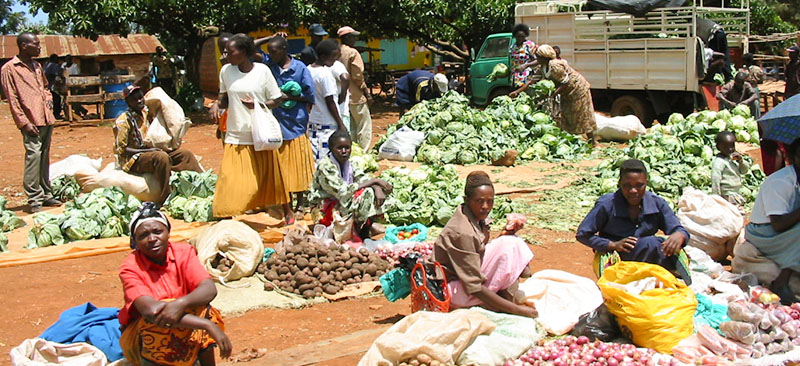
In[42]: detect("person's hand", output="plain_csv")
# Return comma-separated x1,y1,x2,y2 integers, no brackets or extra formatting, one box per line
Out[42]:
365,93,373,105
608,237,637,253
374,187,386,207
661,232,685,257
207,324,233,359
208,101,223,123
731,152,742,161
22,124,39,136
275,31,288,38
154,300,186,328
240,96,256,110
375,179,393,194
518,304,538,318
338,93,346,105
508,91,519,98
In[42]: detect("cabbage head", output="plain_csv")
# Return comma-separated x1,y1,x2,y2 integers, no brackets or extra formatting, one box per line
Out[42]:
522,142,550,160
417,145,443,164
710,119,727,131
555,144,572,158
540,134,559,147
732,104,751,118
649,172,668,192
62,212,102,241
716,109,732,121
701,145,714,162
531,112,551,125
745,118,758,133
458,150,478,165
600,178,618,194
735,130,751,143
533,80,556,96
516,103,532,115
749,130,760,144
487,63,510,82
683,137,704,156
667,113,685,125
651,124,671,135
409,169,429,185
445,121,466,133
729,115,746,130
100,217,125,238
697,110,717,123
689,166,711,187
659,135,682,155
426,129,445,145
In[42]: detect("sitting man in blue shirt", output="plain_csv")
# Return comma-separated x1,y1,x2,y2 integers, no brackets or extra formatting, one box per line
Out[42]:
577,159,692,283
395,70,448,114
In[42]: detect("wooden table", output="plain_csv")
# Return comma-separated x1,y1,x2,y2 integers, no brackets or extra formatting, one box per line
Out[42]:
64,74,137,124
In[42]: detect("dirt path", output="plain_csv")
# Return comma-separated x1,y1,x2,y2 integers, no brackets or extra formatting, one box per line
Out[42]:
0,98,596,365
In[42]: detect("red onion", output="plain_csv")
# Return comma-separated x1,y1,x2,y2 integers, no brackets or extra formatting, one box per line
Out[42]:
608,357,620,366
577,336,590,345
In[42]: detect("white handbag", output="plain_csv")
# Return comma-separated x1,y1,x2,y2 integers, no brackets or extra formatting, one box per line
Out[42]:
251,94,283,151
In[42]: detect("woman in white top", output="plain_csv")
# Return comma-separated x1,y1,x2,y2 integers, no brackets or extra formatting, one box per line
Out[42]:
745,138,800,304
212,34,290,218
307,39,347,161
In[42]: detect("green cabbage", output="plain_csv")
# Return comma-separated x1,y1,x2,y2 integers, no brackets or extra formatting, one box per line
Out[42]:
531,112,550,125
667,113,685,125
683,137,704,156
729,115,746,130
27,213,66,248
540,134,559,147
487,63,510,82
732,104,751,118
736,130,751,143
710,119,727,131
600,178,618,194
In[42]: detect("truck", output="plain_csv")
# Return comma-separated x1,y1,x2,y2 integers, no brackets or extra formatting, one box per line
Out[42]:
469,0,750,125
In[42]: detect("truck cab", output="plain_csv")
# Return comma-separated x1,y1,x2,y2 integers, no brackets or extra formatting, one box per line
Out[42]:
469,33,513,106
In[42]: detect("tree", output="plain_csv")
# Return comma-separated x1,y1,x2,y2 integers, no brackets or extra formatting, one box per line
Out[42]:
0,0,26,34
309,0,516,61
23,0,315,82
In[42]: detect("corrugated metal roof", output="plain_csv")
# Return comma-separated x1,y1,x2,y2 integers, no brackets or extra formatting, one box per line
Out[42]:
0,34,164,59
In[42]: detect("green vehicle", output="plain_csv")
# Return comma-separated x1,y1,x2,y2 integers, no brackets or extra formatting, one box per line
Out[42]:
469,33,514,106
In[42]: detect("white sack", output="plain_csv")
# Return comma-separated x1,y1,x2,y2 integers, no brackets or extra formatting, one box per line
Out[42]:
378,126,425,162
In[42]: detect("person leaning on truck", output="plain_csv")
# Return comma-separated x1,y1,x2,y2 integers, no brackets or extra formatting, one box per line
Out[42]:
395,70,448,114
510,44,597,146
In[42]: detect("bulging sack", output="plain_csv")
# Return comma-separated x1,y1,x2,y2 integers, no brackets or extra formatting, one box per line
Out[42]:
251,95,283,151
677,187,744,261
75,163,162,203
192,220,264,282
10,338,107,366
597,261,697,354
143,87,191,151
594,113,646,141
378,126,425,162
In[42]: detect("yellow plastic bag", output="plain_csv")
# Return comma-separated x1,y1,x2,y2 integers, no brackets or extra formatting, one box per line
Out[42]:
597,261,697,354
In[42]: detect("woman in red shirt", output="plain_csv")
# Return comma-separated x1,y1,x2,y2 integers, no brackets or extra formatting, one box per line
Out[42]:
119,202,232,366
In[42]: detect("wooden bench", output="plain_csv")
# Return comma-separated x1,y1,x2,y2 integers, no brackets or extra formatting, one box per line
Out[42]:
64,74,137,124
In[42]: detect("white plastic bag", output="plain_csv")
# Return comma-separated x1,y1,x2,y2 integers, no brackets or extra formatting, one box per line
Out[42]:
251,95,283,151
49,155,102,180
378,126,425,161
677,187,744,261
10,338,107,366
594,113,646,141
518,270,604,335
143,87,191,151
191,220,264,283
74,163,162,202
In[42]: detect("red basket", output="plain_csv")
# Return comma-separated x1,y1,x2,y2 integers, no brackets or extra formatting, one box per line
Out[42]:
410,261,450,313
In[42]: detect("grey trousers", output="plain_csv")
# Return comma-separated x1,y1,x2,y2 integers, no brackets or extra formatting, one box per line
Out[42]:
22,125,54,207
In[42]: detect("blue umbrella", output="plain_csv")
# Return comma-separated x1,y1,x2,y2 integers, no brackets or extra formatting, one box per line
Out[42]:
759,94,800,145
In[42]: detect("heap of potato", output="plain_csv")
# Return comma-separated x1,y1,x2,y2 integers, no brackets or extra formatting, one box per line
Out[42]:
398,353,453,366
257,242,392,298
210,254,234,273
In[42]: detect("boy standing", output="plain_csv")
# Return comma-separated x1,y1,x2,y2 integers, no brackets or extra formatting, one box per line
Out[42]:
712,131,750,206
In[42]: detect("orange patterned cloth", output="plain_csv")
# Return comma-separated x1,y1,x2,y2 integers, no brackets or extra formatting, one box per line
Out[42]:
119,302,224,366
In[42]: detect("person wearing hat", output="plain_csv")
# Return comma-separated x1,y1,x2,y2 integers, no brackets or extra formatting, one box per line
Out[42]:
119,202,232,366
151,46,175,97
395,70,448,114
576,159,692,283
510,44,597,146
338,26,374,149
785,45,800,99
299,24,328,66
112,84,202,206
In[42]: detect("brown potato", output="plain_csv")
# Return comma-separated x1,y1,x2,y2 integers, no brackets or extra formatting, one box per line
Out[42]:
264,282,275,291
362,274,372,282
311,267,321,276
302,289,316,298
324,285,340,294
417,354,432,364
296,257,309,268
266,271,279,281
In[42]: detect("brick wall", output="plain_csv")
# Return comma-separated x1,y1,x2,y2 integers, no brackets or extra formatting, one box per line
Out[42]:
199,38,219,94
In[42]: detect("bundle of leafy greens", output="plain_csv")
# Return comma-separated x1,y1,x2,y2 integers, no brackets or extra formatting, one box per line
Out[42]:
0,195,26,252
50,175,81,202
163,170,218,222
168,170,217,199
165,196,213,223
376,87,590,165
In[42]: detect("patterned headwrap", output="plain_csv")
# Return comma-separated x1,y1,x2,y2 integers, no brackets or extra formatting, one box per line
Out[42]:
535,44,557,60
128,202,171,249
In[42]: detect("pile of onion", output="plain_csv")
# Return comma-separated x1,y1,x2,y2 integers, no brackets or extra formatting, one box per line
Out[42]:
504,336,679,366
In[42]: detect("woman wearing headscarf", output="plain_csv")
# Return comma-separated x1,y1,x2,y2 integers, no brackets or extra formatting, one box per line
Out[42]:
432,171,537,317
511,44,598,145
119,202,232,366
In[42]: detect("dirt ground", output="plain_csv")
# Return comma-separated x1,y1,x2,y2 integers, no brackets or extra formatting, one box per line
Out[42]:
0,97,596,365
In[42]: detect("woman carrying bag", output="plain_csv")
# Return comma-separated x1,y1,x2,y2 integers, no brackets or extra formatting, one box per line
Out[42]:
212,34,290,219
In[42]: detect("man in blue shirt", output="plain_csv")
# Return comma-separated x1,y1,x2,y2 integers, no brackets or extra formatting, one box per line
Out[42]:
577,159,691,282
395,70,448,114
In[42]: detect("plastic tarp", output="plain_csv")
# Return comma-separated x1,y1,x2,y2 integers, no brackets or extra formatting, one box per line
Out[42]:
518,270,604,335
358,309,495,366
585,0,685,17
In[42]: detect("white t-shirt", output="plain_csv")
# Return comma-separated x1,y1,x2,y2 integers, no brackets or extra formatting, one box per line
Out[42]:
749,166,799,224
219,63,282,145
62,62,80,75
330,61,350,117
308,65,339,127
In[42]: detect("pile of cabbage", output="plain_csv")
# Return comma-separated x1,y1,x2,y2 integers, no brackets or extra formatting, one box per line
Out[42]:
595,107,765,205
50,175,81,202
350,143,379,173
0,196,26,251
164,170,217,223
26,187,142,248
378,164,521,227
377,88,591,165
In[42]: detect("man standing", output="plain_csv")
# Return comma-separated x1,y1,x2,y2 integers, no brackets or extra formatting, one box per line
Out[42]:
300,24,328,66
338,26,373,149
784,46,800,99
152,46,175,96
1,32,61,213
62,55,80,76
44,54,63,119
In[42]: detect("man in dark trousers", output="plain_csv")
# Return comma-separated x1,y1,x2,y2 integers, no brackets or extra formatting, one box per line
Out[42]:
395,70,449,114
785,46,800,99
43,54,63,119
0,32,61,213
299,24,328,66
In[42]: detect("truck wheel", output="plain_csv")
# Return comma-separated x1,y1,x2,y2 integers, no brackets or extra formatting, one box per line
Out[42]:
489,87,511,103
611,95,655,127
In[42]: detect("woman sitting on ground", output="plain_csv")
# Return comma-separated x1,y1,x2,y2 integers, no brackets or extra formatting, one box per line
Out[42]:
432,171,537,317
119,202,232,366
746,138,800,304
308,130,392,241
576,159,692,283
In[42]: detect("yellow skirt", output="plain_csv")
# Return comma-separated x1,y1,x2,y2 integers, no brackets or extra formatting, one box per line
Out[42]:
277,135,315,193
120,304,224,366
212,144,289,218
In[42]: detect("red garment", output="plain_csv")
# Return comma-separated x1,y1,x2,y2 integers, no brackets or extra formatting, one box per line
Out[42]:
761,141,788,176
319,188,366,226
118,242,210,326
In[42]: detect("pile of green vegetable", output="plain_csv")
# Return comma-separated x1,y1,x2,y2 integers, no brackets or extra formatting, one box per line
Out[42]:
26,187,142,249
0,196,26,251
378,164,522,227
350,143,379,173
377,87,591,165
595,107,765,205
50,175,81,202
164,170,217,223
